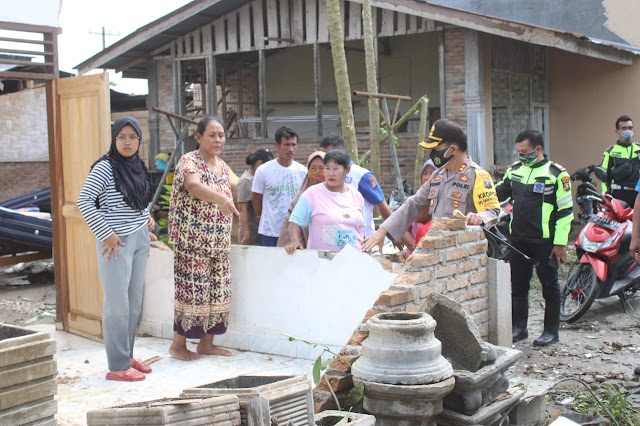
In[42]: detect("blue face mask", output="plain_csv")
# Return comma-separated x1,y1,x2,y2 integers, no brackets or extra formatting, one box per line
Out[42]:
620,130,634,142
518,149,538,166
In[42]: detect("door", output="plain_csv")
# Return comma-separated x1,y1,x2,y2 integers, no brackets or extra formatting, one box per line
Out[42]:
48,73,111,341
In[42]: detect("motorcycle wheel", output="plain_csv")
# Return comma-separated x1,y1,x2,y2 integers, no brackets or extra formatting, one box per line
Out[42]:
486,234,510,261
560,263,599,323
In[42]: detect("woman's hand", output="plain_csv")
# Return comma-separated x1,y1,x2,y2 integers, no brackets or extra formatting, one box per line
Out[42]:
285,240,302,255
219,196,240,216
240,235,252,245
101,233,125,261
147,216,156,231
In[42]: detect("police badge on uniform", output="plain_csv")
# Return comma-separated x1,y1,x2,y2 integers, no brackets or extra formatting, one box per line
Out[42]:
483,180,492,189
561,176,571,192
533,182,545,193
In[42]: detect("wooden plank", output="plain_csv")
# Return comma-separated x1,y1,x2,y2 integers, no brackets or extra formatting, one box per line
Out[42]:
317,0,328,43
207,55,217,115
380,9,394,36
253,0,265,50
396,12,407,35
266,0,279,47
423,18,435,32
239,4,251,51
407,14,417,34
314,43,322,138
227,11,238,53
0,251,51,267
258,50,267,138
280,0,291,46
202,24,212,53
291,0,304,44
306,0,317,43
348,2,362,40
0,359,57,389
214,17,226,53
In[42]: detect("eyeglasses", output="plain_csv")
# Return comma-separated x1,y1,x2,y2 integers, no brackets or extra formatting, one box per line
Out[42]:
116,135,141,143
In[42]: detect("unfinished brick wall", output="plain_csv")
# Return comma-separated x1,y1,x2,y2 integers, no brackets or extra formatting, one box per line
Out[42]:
0,162,51,203
313,220,489,412
444,27,467,128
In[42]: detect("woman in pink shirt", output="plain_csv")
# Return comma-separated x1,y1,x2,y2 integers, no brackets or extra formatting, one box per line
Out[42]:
285,151,364,253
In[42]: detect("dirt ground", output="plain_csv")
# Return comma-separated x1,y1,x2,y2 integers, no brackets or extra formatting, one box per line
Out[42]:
1,250,639,416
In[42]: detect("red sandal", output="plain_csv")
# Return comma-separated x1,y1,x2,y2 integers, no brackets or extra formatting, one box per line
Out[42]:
105,368,145,381
131,358,152,374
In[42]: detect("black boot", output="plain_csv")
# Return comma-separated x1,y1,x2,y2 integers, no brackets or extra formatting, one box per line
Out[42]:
534,301,560,346
512,297,529,343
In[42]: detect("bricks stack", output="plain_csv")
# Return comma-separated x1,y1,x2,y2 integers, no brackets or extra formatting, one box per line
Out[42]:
313,218,490,412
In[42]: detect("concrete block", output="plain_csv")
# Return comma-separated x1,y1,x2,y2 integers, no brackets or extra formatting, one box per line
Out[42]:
487,258,512,347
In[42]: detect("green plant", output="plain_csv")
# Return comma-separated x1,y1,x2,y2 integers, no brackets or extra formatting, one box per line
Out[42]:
547,381,640,425
156,184,173,246
285,334,364,411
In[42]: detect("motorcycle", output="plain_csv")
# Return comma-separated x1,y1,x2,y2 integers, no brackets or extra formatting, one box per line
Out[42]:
485,198,512,261
560,168,640,323
571,165,603,224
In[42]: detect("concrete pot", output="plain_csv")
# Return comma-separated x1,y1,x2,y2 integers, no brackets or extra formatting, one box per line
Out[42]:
438,387,524,425
443,346,522,416
181,375,313,426
0,324,57,426
353,377,455,426
351,312,452,385
315,410,376,425
86,395,240,425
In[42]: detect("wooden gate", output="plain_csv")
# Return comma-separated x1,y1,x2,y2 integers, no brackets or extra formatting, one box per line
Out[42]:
47,73,111,341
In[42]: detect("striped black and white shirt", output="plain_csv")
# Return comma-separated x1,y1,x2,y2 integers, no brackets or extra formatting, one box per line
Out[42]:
77,159,149,241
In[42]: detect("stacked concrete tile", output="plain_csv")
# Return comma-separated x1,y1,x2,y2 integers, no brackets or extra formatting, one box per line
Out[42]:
0,324,57,426
182,375,313,426
86,395,240,425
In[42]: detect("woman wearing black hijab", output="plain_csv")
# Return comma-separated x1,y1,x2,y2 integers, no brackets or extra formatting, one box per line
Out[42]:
78,116,155,382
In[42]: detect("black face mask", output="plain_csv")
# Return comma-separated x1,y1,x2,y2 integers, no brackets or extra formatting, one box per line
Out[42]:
430,145,452,167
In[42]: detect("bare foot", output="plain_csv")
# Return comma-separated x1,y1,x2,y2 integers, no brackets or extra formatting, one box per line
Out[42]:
196,343,232,357
169,343,203,361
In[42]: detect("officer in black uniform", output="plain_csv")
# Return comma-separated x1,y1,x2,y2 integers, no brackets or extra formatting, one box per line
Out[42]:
495,130,574,347
601,115,640,207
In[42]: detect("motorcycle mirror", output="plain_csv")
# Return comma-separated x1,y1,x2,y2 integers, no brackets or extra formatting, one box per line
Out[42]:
593,166,607,181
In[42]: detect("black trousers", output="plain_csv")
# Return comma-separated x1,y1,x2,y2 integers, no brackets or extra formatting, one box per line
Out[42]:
510,241,560,303
611,189,637,209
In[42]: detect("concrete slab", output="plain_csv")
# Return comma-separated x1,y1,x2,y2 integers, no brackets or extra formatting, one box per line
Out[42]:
28,325,312,426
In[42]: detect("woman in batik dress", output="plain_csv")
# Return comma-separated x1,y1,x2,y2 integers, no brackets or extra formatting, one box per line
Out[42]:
167,116,239,361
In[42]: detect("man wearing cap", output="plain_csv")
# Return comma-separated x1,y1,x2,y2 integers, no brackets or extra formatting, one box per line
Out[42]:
363,119,500,252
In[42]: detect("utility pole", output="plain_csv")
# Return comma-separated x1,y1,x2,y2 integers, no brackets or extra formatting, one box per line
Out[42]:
89,26,120,50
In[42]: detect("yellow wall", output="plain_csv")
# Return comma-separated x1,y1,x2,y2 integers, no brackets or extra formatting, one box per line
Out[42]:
548,49,640,176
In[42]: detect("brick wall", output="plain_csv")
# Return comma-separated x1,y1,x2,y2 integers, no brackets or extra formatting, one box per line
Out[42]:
312,221,490,412
0,87,49,163
0,162,50,202
444,28,467,128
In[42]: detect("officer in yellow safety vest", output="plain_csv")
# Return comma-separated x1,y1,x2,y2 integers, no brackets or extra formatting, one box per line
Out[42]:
601,115,640,207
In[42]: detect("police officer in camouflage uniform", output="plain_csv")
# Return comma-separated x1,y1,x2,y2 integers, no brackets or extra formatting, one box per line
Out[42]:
601,115,640,208
495,130,574,347
363,119,500,252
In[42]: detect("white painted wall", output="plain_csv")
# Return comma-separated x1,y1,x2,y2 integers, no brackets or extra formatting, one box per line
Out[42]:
0,0,61,27
140,244,397,360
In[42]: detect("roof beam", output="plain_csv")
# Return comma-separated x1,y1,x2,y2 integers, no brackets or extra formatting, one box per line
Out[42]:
350,0,634,65
75,0,221,74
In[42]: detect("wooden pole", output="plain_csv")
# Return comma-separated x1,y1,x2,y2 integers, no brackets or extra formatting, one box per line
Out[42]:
362,0,379,173
259,50,268,138
313,43,323,138
413,97,430,191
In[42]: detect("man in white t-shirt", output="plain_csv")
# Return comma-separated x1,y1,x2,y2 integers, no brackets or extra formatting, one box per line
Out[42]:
319,134,392,237
252,127,307,246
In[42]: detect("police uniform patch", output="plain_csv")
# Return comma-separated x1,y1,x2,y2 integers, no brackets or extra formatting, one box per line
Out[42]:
458,163,468,172
368,176,377,189
434,176,441,182
429,189,436,197
460,175,469,182
483,180,492,189
453,200,460,208
561,176,571,192
533,182,545,194
430,199,435,206
452,192,462,199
